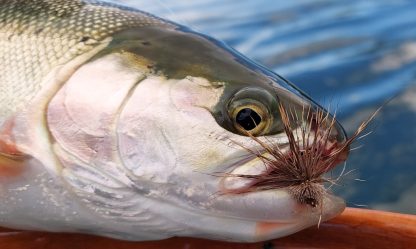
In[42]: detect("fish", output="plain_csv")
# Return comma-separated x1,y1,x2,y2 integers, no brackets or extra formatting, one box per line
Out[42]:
0,0,351,242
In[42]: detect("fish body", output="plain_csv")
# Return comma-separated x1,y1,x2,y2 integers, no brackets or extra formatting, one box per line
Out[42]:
0,0,348,242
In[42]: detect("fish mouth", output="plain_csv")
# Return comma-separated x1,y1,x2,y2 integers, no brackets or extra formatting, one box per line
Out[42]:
209,168,345,242
219,133,348,195
213,141,347,242
219,154,274,192
252,193,345,242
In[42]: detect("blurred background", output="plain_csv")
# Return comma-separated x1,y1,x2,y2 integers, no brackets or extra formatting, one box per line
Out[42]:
116,0,416,214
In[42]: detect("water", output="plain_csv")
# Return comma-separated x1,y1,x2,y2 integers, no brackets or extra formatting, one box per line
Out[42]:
117,0,416,214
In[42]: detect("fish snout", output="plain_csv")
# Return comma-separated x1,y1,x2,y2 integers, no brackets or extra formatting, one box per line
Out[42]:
308,110,350,168
328,118,350,166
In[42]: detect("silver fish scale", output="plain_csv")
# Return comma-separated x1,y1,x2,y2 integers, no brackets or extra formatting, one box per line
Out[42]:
0,0,173,119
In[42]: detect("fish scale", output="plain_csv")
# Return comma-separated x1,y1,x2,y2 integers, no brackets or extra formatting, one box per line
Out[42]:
0,0,172,119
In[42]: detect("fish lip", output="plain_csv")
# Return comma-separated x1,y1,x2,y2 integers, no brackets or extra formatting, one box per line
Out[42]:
197,189,345,238
219,142,290,193
252,192,345,242
322,193,346,219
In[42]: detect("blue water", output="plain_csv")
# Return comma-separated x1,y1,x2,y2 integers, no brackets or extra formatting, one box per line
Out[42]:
118,0,416,214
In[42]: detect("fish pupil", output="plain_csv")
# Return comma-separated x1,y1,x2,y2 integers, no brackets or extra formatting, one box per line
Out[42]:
236,108,261,131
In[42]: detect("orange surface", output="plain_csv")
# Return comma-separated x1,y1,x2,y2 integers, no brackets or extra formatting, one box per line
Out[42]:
0,208,414,249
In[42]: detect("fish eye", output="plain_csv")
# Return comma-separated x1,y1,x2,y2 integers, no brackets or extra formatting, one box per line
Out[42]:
236,107,261,130
230,100,271,135
220,87,286,136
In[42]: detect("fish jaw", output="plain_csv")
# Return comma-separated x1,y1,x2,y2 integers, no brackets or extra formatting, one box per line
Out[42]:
144,175,345,242
252,192,345,242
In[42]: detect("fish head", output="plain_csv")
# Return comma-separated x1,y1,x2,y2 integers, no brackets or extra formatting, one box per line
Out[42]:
110,26,349,241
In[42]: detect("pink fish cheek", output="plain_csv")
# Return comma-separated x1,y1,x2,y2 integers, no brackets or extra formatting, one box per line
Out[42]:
170,77,223,114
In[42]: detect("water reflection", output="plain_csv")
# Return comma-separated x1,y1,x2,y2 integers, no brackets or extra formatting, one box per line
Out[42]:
116,0,416,214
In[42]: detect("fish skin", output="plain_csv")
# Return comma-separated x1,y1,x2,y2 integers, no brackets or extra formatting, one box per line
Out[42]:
0,0,348,242
0,0,173,119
